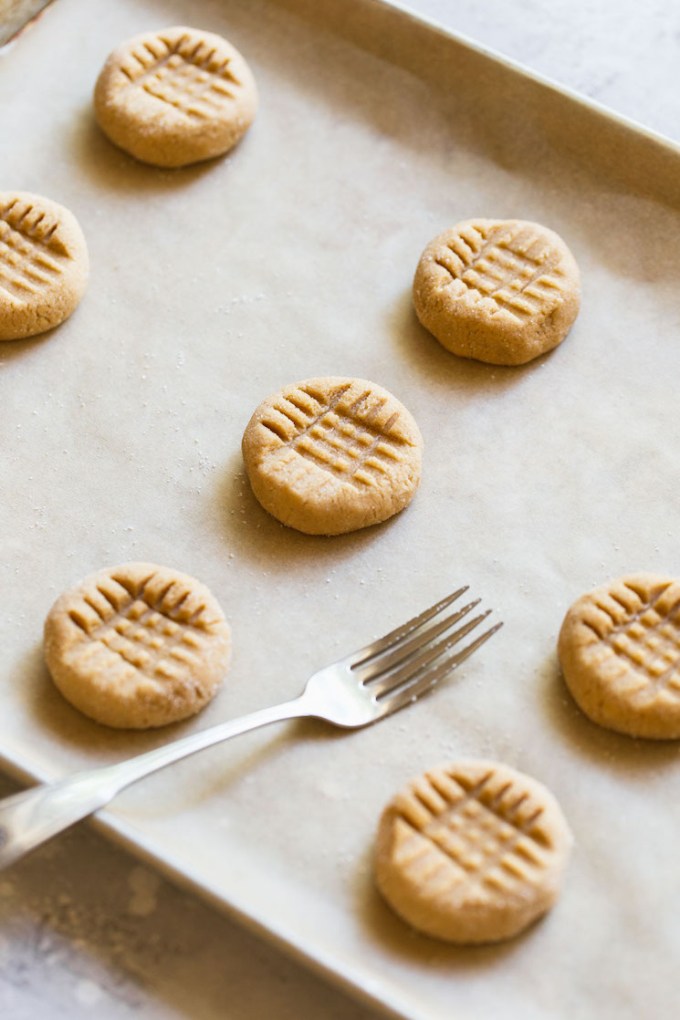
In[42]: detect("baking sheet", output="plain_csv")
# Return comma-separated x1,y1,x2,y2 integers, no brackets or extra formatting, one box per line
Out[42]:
2,0,680,1017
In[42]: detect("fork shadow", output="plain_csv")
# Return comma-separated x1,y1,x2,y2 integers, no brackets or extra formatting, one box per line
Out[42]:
108,717,338,821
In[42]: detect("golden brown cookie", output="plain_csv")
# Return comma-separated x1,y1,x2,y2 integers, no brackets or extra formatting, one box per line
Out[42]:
0,192,88,341
44,563,231,729
242,376,423,535
374,760,572,943
558,572,680,739
412,218,580,365
93,26,258,167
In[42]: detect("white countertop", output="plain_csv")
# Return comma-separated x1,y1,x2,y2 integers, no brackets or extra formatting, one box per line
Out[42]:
2,2,678,1018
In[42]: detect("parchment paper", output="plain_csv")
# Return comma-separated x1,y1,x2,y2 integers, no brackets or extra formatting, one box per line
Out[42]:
2,1,680,1017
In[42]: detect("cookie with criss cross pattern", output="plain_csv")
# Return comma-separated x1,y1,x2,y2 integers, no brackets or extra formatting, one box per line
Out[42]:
413,218,580,365
0,192,88,341
242,376,423,535
94,26,257,167
44,563,231,729
558,573,680,739
374,760,572,943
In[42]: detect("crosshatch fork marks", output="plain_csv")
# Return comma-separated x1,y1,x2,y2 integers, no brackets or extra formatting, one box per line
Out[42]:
584,582,680,702
435,222,567,322
67,573,215,685
260,384,409,490
396,768,549,896
0,199,67,305
120,33,242,120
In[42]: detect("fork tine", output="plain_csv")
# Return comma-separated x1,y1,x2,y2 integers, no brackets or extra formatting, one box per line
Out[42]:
374,621,503,716
367,609,493,696
355,598,482,684
348,586,469,668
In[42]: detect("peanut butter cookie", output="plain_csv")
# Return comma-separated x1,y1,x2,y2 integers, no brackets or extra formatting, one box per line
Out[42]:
558,572,680,739
0,192,88,341
44,563,231,729
242,376,423,535
94,26,257,167
375,760,572,943
413,218,580,365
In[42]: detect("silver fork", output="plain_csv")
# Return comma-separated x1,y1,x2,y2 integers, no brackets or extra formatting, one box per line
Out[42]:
0,586,501,870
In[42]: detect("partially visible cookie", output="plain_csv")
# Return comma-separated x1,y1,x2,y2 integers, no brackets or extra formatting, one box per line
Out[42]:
412,218,580,365
44,563,231,729
558,572,680,739
374,760,572,944
94,26,258,167
0,192,88,341
242,376,423,535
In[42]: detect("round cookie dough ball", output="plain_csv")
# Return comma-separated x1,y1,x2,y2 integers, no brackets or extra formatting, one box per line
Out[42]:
44,562,231,729
242,376,423,536
413,218,580,365
375,760,573,943
94,25,258,168
0,192,88,341
558,572,680,739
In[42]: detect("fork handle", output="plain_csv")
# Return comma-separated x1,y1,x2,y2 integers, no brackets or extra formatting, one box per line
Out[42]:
0,695,309,870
